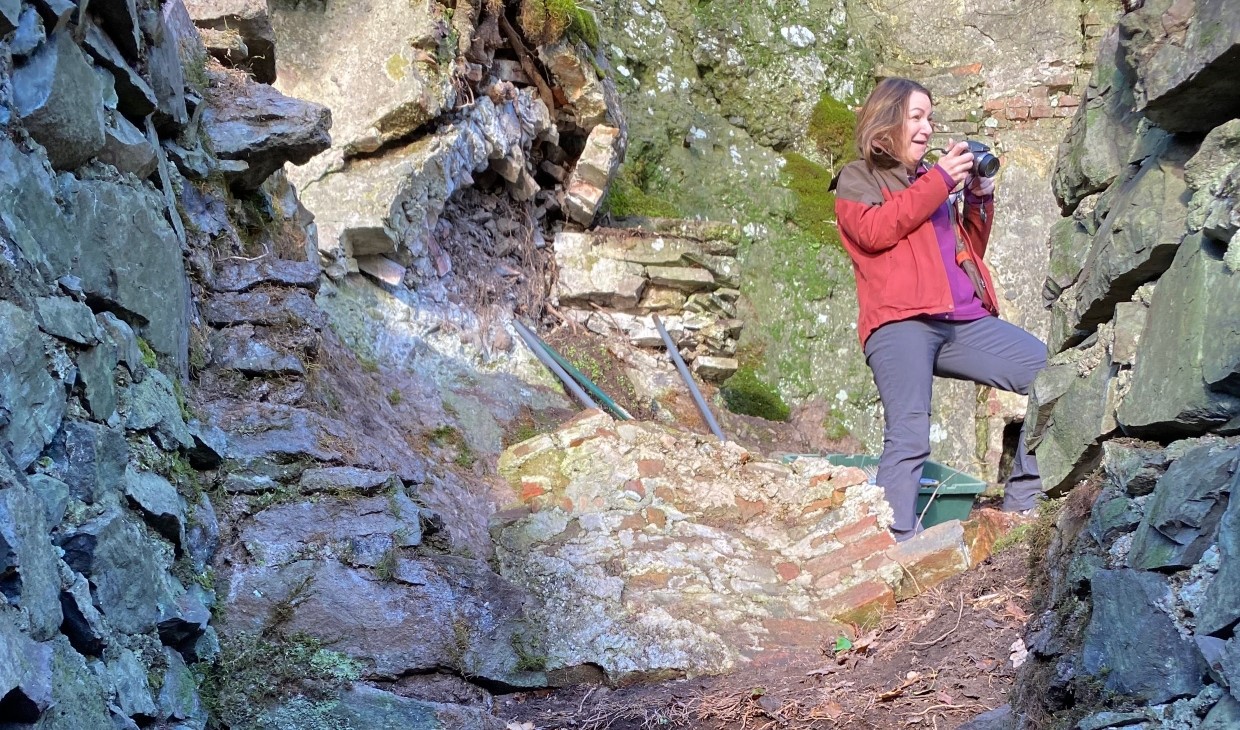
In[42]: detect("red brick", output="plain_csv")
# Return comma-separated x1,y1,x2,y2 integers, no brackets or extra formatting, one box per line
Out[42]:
638,459,665,477
512,442,534,457
628,571,672,589
761,618,839,650
1007,106,1030,120
820,581,896,626
1047,72,1075,91
654,486,676,502
950,62,983,76
559,497,575,512
1030,85,1049,100
1057,107,1075,117
735,496,768,522
645,507,667,529
805,531,896,577
800,493,845,517
833,515,879,544
983,98,1006,112
567,435,588,447
1058,94,1081,107
620,513,646,531
623,479,646,498
520,481,547,501
1031,105,1055,119
775,562,801,582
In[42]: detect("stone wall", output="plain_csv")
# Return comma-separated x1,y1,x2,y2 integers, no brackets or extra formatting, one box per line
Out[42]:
494,410,1011,683
989,2,1240,727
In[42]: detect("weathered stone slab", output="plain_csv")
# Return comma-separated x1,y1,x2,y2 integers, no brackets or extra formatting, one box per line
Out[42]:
0,302,65,469
76,341,118,420
1089,486,1142,545
886,520,971,600
298,467,399,496
201,69,332,190
296,93,549,261
210,325,306,376
538,39,612,130
147,0,193,130
213,258,321,293
35,296,99,344
46,419,127,504
1127,443,1237,570
1111,301,1147,367
13,32,107,170
1083,569,1207,704
645,265,716,292
263,684,508,730
270,0,452,153
1052,26,1142,215
1185,120,1240,246
91,0,141,61
185,0,276,82
1203,694,1240,729
554,231,646,308
1100,440,1167,497
692,355,738,381
98,111,158,178
356,254,406,287
1045,215,1092,294
0,0,19,34
1023,363,1078,452
223,556,539,687
0,478,63,640
41,638,114,728
1034,352,1115,494
122,368,193,450
565,125,622,226
82,23,158,122
107,648,157,719
204,288,326,329
10,6,43,57
60,569,107,655
1121,0,1240,132
1197,463,1240,636
1072,148,1189,334
239,491,420,567
0,610,53,719
124,466,187,548
1118,235,1240,435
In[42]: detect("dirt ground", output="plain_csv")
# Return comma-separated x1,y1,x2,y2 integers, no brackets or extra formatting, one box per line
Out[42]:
500,538,1031,730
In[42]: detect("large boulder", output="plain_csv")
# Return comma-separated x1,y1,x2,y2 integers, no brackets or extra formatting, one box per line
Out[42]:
269,0,454,156
1052,26,1142,215
201,66,332,190
12,32,107,170
1033,348,1116,494
1120,0,1240,133
1118,234,1240,436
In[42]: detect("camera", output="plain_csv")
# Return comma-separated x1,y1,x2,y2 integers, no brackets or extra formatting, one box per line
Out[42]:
966,140,1000,178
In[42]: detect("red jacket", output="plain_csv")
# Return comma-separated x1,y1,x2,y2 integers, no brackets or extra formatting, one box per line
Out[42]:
834,160,998,346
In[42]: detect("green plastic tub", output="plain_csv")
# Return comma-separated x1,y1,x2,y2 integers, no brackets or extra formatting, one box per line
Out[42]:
784,454,988,527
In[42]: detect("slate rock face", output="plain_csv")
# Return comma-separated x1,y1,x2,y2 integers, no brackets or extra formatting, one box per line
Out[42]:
0,302,65,469
13,32,107,170
1120,0,1240,133
1083,569,1207,704
1127,443,1238,570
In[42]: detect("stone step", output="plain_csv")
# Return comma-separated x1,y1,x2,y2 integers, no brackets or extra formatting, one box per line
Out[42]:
212,258,321,293
204,288,326,329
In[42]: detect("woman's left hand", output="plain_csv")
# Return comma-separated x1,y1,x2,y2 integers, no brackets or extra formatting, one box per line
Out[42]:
967,174,995,198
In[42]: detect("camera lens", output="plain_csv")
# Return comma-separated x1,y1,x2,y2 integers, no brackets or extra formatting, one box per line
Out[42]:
974,153,1000,178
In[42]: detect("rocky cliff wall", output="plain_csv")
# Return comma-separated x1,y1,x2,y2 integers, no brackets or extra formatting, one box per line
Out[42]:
981,2,1240,727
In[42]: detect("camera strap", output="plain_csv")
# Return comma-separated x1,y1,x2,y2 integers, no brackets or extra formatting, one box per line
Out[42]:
946,199,989,304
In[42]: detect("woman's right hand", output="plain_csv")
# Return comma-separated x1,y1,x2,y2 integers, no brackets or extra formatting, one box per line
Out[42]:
937,141,974,187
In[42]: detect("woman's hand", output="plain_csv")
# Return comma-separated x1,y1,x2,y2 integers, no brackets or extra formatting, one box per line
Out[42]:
936,141,974,187
968,174,996,198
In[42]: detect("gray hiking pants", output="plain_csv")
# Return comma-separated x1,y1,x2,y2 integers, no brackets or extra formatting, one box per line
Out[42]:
863,316,1047,539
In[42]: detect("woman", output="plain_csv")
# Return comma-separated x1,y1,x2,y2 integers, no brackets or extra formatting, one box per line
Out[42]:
833,78,1046,542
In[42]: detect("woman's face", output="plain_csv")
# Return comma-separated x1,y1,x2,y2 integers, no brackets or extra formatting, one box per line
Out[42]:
901,91,933,167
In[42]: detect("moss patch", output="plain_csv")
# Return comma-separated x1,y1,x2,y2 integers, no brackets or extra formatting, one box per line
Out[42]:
807,93,856,164
720,366,790,421
781,153,841,245
604,142,681,219
518,0,600,50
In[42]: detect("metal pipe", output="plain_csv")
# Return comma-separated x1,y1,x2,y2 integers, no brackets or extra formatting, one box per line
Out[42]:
652,314,725,442
513,321,599,412
521,325,632,420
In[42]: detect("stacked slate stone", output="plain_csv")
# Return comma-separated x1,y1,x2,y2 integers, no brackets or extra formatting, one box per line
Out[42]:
1007,1,1240,727
552,219,747,382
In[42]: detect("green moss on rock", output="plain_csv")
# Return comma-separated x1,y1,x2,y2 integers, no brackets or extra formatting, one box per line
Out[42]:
604,143,681,219
808,93,856,163
721,366,791,421
782,152,841,245
519,0,600,50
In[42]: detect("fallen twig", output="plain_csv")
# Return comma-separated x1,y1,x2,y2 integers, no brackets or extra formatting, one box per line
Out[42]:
910,595,965,648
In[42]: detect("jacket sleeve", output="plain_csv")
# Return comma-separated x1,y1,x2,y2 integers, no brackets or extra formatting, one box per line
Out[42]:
961,196,995,257
835,164,952,254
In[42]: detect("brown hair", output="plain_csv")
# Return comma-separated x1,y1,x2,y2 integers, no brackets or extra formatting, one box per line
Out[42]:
854,78,932,170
